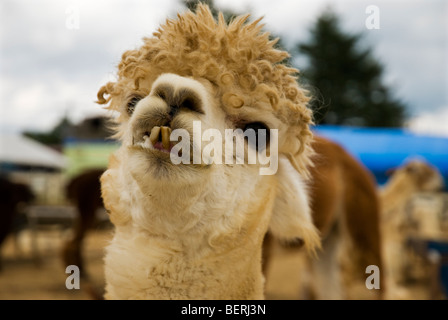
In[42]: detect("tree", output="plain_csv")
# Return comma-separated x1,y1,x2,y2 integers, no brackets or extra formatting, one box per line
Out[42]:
297,10,407,127
182,0,289,63
183,0,237,22
23,116,72,146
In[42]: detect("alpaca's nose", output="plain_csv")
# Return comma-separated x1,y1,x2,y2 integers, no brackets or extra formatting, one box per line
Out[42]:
151,82,205,118
131,75,210,146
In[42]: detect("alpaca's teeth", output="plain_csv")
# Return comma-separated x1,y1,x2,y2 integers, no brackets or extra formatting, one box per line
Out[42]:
149,126,161,145
161,126,171,149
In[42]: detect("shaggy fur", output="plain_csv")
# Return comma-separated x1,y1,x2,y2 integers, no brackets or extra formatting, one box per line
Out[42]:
97,5,319,299
264,136,383,300
63,169,104,276
0,177,34,271
380,159,444,299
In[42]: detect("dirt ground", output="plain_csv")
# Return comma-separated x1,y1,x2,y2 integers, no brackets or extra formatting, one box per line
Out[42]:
0,227,108,300
0,228,299,300
0,227,437,300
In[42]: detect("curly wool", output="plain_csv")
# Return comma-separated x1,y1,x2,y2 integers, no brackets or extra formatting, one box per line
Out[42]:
97,4,314,176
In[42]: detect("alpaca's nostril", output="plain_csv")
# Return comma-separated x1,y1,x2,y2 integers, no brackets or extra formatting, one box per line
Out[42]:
175,89,204,114
158,92,166,101
152,83,205,116
154,86,171,103
168,105,178,118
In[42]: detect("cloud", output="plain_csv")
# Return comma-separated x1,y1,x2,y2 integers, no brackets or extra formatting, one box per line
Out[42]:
217,0,447,117
0,0,446,134
408,107,448,137
0,0,179,133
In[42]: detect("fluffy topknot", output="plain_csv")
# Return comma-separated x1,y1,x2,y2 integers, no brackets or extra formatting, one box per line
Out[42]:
97,4,314,176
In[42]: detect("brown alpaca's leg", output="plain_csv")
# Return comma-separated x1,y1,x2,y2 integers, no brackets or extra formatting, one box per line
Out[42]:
261,232,274,276
62,204,97,276
340,162,384,300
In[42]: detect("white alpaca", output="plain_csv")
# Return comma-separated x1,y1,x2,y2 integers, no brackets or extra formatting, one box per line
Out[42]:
97,5,319,299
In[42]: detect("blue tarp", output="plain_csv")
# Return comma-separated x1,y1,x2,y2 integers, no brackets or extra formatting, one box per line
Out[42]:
313,125,448,187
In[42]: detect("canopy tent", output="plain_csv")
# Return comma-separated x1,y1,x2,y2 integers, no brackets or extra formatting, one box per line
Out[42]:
0,134,67,170
313,125,448,186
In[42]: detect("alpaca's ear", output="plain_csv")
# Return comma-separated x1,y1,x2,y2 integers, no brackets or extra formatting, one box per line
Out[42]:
269,156,321,253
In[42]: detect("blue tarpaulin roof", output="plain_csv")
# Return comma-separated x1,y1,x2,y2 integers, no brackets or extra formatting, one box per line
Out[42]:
313,125,448,186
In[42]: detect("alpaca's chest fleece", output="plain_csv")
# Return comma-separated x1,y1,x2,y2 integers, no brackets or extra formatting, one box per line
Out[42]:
104,230,265,299
101,152,276,299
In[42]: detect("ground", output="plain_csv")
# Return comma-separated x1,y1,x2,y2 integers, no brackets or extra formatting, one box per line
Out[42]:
0,227,108,300
0,227,435,300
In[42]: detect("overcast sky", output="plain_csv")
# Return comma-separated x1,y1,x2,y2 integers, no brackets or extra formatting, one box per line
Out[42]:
0,0,447,136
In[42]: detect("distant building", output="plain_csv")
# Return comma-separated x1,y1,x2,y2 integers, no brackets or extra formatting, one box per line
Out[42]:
65,116,112,140
63,116,118,178
0,116,118,204
0,134,67,204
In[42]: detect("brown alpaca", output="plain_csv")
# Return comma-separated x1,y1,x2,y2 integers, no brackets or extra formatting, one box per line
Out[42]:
264,136,383,299
0,176,34,271
62,169,104,275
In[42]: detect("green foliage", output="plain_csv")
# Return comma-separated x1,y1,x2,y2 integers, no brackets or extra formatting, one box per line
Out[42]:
297,10,407,127
183,0,237,23
23,117,72,146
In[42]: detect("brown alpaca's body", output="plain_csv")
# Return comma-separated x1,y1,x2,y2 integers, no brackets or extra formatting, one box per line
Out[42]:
264,136,383,299
63,169,104,275
0,177,34,271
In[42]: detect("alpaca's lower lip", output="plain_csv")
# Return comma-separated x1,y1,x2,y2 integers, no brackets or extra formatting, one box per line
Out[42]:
153,141,172,153
129,141,178,156
128,144,171,158
129,144,205,167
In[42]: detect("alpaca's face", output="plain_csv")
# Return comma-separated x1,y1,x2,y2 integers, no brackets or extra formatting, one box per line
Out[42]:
126,73,216,178
400,161,444,192
119,73,278,183
98,7,319,251
101,71,288,243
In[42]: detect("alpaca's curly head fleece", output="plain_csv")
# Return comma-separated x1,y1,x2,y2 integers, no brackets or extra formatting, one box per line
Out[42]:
97,4,319,299
98,4,313,174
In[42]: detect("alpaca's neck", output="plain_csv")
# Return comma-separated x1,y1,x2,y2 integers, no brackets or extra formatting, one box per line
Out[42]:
380,174,417,215
104,215,266,299
130,175,252,240
103,165,274,299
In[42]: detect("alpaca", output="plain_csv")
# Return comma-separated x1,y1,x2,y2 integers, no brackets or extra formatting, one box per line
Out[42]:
380,159,444,299
62,169,107,300
96,5,319,299
63,169,105,276
264,136,383,300
0,176,34,271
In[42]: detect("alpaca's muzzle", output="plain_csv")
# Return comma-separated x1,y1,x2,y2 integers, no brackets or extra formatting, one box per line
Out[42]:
134,125,173,153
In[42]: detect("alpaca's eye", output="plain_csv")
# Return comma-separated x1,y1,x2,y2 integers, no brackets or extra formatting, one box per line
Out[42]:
243,122,270,150
127,95,143,115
